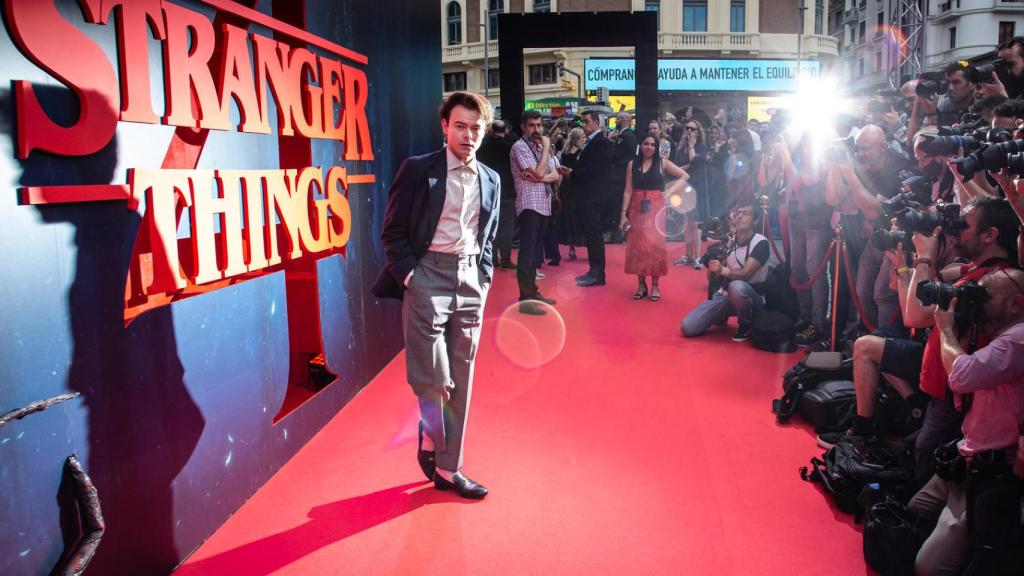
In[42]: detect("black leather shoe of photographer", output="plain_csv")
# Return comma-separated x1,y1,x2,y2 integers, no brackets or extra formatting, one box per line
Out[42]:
434,472,488,499
417,422,435,481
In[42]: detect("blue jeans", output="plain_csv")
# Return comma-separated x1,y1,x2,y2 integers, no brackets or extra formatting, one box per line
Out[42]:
856,242,900,329
914,397,964,487
680,280,763,337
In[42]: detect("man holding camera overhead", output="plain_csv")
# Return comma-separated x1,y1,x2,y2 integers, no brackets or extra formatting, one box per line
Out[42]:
907,265,1024,576
910,61,976,143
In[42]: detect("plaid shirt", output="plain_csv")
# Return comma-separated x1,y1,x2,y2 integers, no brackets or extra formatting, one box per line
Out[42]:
510,137,559,216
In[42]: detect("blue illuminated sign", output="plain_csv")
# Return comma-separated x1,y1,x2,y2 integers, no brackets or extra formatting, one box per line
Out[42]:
584,59,821,92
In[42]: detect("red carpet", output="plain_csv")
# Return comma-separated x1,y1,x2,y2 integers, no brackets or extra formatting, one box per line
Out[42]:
176,243,870,575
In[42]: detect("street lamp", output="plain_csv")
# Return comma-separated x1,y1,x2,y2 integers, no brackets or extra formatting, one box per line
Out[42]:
796,1,807,83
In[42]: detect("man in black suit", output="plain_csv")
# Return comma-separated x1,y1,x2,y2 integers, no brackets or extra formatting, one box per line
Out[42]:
560,109,614,286
606,111,637,244
476,119,517,269
370,92,500,499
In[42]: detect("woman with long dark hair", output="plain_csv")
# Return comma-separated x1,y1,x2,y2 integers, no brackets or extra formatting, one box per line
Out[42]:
675,118,712,268
619,132,689,301
557,127,588,260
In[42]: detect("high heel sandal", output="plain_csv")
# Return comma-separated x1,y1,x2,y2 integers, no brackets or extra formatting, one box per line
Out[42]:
650,285,661,302
633,281,649,300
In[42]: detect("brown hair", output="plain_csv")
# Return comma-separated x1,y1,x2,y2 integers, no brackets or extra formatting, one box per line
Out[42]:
439,91,493,125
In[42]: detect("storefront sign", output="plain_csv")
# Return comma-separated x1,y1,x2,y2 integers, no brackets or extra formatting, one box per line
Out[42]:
5,0,375,321
747,96,786,122
584,59,821,92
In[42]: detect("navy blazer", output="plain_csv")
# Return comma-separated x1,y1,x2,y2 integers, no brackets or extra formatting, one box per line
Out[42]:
371,148,501,300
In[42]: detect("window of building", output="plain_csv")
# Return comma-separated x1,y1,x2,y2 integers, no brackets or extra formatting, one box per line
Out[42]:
645,0,659,32
488,0,502,41
875,51,882,71
858,57,864,77
999,21,1016,46
730,0,745,33
949,26,956,50
446,2,462,46
444,72,467,92
533,0,550,12
815,0,824,35
876,11,883,27
858,20,865,44
683,0,707,32
487,68,501,89
528,63,557,85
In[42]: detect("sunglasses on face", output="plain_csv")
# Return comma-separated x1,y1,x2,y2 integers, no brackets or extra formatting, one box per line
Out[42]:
685,126,699,132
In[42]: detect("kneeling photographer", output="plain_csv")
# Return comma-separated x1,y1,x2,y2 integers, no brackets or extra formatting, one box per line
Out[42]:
908,266,1024,576
680,202,770,342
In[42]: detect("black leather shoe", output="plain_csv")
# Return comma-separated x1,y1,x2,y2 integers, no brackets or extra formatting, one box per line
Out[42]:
417,422,435,481
533,293,557,305
519,302,547,315
576,276,606,287
575,272,593,282
434,472,488,499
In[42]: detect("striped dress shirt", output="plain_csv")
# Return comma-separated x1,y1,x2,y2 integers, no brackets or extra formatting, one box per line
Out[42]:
428,146,482,255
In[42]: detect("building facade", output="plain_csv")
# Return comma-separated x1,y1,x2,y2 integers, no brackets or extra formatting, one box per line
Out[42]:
924,0,1024,69
441,0,839,119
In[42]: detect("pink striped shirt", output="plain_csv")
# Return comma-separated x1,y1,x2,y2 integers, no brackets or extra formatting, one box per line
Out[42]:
428,147,481,255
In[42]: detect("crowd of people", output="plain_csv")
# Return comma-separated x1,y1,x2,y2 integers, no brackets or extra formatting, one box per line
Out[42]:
470,36,1024,574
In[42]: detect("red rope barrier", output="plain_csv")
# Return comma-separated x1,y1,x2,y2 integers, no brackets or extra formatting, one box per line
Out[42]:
841,241,878,333
789,239,837,292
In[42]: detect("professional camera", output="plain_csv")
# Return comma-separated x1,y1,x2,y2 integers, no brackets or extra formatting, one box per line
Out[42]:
824,136,855,164
916,71,948,98
969,60,1008,84
699,217,729,242
871,228,914,251
916,133,984,157
896,202,967,235
950,138,1024,180
915,279,988,334
700,245,729,268
1006,152,1024,175
880,174,935,217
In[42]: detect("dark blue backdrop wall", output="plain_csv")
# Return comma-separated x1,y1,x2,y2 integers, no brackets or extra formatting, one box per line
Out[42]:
0,1,438,574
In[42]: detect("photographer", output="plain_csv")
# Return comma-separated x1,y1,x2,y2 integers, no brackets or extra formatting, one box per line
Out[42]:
908,266,1024,576
910,61,976,144
680,202,770,342
997,36,1024,99
906,196,1020,482
826,124,914,332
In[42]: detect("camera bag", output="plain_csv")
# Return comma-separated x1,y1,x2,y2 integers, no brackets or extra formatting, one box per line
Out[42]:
798,380,856,433
772,356,853,422
862,495,932,576
751,310,796,353
800,437,915,517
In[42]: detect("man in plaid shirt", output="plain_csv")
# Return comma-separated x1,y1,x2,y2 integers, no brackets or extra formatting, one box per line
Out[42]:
510,109,561,315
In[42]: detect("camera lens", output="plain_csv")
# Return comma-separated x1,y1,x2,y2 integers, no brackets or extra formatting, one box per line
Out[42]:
1007,152,1024,175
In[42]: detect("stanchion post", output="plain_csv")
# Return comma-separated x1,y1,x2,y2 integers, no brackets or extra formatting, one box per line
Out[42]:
829,224,843,353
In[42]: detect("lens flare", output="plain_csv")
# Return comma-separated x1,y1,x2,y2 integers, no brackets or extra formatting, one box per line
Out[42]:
492,301,567,369
654,205,687,239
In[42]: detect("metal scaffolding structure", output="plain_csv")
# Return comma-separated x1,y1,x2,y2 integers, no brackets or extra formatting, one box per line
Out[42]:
888,0,925,89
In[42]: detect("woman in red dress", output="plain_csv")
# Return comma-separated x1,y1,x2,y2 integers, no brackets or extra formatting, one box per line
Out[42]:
619,133,689,301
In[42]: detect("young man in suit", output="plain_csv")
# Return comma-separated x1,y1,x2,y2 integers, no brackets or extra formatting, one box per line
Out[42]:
561,109,614,286
371,92,500,499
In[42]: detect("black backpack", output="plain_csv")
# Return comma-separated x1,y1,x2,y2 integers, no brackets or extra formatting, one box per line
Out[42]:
798,380,856,433
800,437,915,517
772,356,853,422
751,310,796,353
862,495,932,576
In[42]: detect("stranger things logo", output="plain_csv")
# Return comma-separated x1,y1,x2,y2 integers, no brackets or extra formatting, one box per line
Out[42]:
5,0,375,323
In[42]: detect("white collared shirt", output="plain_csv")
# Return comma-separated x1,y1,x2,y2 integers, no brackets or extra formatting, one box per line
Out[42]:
428,146,482,255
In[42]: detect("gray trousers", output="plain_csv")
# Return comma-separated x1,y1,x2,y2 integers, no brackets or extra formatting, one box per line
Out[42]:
402,251,489,472
909,474,970,576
